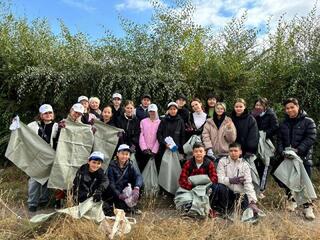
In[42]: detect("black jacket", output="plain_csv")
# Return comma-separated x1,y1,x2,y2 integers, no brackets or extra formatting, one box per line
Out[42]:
231,109,259,154
178,107,190,126
116,114,140,147
73,164,109,203
277,111,317,158
157,114,185,153
136,105,149,122
111,106,124,126
107,159,143,197
186,112,208,136
253,108,279,140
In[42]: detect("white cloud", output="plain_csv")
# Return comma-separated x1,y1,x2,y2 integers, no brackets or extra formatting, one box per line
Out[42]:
115,0,153,11
61,0,96,13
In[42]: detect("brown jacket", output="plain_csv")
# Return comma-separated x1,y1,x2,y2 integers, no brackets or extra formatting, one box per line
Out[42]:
202,117,237,155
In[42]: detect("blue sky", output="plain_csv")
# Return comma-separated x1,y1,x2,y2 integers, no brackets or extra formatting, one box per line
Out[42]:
10,0,319,40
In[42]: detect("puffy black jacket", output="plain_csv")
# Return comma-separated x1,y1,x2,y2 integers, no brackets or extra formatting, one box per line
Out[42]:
116,114,140,147
254,108,279,140
231,109,259,154
73,163,109,203
107,159,143,197
277,111,317,158
157,114,186,153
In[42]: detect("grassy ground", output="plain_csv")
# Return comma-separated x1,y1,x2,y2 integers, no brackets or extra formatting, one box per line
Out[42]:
0,166,319,240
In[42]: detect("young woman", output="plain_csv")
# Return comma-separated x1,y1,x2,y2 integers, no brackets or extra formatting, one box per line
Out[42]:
186,98,207,137
205,93,218,118
116,100,140,152
231,98,259,157
157,102,186,171
276,98,317,219
202,102,237,160
139,104,161,171
89,97,102,119
101,105,115,126
27,104,58,212
78,96,97,124
111,92,124,126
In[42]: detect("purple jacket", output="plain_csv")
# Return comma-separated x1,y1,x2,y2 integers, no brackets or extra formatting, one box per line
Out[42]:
139,118,161,154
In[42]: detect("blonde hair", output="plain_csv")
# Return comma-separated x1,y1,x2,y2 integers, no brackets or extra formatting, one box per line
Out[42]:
89,97,100,105
234,98,246,107
124,100,135,107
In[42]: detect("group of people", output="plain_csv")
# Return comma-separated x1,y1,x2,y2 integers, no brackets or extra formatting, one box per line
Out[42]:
24,92,317,220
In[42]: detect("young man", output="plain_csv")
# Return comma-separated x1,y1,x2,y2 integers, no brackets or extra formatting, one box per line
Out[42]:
111,92,124,126
179,142,217,190
105,144,143,215
72,151,109,203
136,93,152,122
176,94,190,128
211,143,260,215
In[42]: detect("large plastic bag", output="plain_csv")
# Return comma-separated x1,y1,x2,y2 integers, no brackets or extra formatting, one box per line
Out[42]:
158,150,182,194
142,157,159,196
122,184,138,208
183,135,202,159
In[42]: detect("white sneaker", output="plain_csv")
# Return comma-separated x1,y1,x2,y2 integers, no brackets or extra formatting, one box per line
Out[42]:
304,207,315,220
286,200,297,212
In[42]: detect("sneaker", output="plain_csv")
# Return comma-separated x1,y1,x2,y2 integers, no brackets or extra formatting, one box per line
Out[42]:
286,200,297,212
28,206,37,212
258,192,266,199
131,208,142,215
303,207,315,220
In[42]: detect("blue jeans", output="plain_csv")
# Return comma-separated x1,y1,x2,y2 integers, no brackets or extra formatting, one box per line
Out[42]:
27,178,49,208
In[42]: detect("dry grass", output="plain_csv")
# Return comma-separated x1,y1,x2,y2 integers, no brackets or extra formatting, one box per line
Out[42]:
0,166,319,240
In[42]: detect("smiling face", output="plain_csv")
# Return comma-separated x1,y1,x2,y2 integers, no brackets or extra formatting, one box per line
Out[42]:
88,159,102,172
70,109,82,121
117,151,130,166
207,98,217,108
125,104,134,117
255,101,265,112
168,106,178,116
191,100,202,113
112,97,121,107
285,102,299,118
141,98,151,108
176,98,186,108
102,106,113,121
90,100,100,110
40,111,54,122
215,104,225,116
234,102,245,116
193,146,206,163
80,100,89,111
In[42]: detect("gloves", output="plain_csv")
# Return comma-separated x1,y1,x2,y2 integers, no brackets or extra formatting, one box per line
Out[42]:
130,145,136,153
92,190,102,202
249,202,260,215
58,120,66,129
132,187,140,201
207,149,217,160
117,132,124,138
229,176,245,184
118,193,127,201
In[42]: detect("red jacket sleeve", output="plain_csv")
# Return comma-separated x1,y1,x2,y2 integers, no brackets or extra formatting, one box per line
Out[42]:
179,160,193,190
208,161,218,184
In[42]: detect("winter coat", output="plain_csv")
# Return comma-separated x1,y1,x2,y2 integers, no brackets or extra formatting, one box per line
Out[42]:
139,118,161,154
72,163,109,203
157,114,186,154
136,105,149,122
253,108,279,140
231,109,259,155
111,106,124,126
116,114,140,147
202,116,237,155
217,156,257,203
178,107,190,126
277,111,317,158
27,121,59,149
186,112,208,136
179,156,217,190
107,159,143,197
90,109,102,119
81,112,97,125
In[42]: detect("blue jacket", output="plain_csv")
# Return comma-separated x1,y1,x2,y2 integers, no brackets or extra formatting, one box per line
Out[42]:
136,105,149,122
107,159,143,197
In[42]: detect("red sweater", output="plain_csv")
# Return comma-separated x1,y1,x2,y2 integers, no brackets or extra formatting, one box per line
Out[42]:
179,157,218,190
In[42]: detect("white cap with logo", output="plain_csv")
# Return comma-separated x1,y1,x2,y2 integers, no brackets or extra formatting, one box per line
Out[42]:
39,104,53,114
117,144,131,152
112,93,122,100
72,103,84,114
148,103,158,112
78,96,89,102
89,151,105,162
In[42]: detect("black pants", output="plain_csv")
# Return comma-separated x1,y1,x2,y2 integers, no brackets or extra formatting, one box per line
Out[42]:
210,183,249,214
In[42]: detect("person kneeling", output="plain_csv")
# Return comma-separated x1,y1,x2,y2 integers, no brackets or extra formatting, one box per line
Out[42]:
175,142,218,218
105,144,143,215
211,143,260,217
73,151,109,204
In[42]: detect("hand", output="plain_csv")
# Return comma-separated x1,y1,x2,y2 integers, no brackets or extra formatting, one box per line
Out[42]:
118,193,127,201
117,132,124,138
229,176,245,184
92,190,102,202
225,118,232,129
132,187,140,201
130,145,136,153
249,202,260,215
207,149,214,157
143,149,152,156
58,120,66,129
91,126,97,134
89,118,95,125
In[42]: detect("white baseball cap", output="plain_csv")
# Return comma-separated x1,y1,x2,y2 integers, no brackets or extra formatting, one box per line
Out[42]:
167,102,178,109
72,103,84,114
112,93,122,100
39,104,53,114
148,104,158,112
78,96,88,102
89,151,105,162
117,144,131,152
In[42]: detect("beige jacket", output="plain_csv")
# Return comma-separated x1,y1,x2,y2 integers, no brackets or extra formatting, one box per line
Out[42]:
217,156,257,203
202,117,237,155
